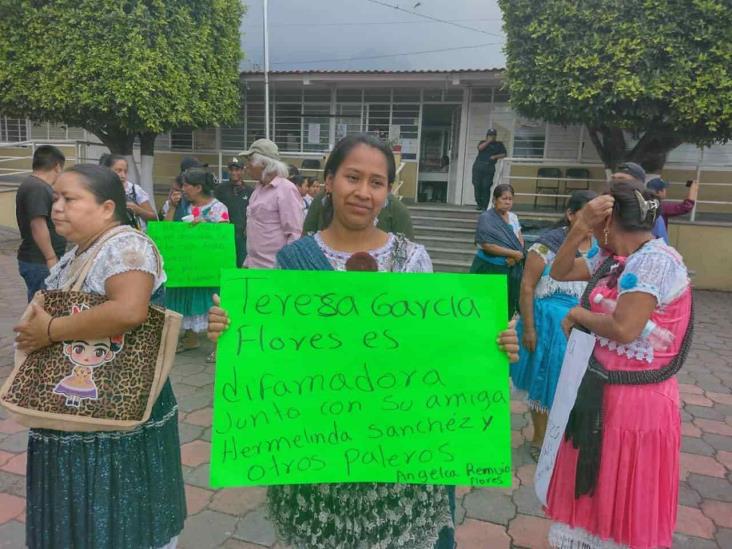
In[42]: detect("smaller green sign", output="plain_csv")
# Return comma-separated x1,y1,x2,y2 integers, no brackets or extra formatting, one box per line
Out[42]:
147,221,236,287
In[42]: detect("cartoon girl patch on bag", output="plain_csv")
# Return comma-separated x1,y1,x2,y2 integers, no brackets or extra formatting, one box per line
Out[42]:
52,305,125,408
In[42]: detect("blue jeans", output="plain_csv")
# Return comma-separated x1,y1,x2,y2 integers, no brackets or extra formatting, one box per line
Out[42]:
18,260,49,302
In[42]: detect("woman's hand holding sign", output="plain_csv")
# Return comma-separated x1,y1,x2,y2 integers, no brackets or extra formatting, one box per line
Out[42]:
498,319,519,363
207,294,230,343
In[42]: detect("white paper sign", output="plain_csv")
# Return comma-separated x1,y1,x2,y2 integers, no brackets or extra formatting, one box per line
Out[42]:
307,123,321,145
534,329,596,506
401,138,418,155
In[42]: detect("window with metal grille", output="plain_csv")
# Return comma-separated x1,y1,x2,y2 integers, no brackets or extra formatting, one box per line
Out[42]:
364,88,391,102
393,88,420,102
494,87,510,103
366,104,390,140
303,103,330,152
170,128,193,151
443,88,464,102
221,125,246,151
336,89,362,102
304,87,331,103
336,104,363,140
245,102,267,146
194,127,217,151
422,88,443,102
471,88,493,103
391,103,419,160
274,102,302,152
513,119,546,158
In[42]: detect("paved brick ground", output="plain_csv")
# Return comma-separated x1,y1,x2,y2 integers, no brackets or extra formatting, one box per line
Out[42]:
0,227,730,548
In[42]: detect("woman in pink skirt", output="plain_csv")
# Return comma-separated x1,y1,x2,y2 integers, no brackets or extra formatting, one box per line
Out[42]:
547,180,693,549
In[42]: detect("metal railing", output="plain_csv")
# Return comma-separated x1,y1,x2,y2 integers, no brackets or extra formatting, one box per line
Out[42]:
494,157,732,222
0,140,81,181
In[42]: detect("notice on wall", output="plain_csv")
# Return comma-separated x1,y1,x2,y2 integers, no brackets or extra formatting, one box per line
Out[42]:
534,329,595,505
147,222,236,287
401,138,418,156
210,269,511,488
307,123,321,145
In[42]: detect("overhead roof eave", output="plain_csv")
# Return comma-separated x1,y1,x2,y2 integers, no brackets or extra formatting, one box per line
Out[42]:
239,68,505,87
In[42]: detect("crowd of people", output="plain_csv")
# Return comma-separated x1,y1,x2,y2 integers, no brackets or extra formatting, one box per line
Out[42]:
10,131,695,548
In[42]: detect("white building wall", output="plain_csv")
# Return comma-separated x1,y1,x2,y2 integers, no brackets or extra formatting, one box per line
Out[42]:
545,124,582,160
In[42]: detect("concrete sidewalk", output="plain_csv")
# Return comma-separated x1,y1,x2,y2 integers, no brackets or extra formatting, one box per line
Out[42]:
0,228,730,548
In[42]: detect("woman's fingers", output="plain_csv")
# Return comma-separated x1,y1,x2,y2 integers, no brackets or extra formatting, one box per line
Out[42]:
207,322,227,342
207,297,231,343
209,307,228,321
582,195,615,227
497,322,520,362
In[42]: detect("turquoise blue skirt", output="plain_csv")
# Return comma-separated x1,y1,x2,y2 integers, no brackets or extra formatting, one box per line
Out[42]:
165,286,217,317
27,381,186,548
510,292,578,412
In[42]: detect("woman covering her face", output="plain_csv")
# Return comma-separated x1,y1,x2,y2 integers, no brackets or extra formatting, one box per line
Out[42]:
545,181,692,549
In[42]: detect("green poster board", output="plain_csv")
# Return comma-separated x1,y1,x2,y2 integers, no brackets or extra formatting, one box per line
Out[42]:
211,269,511,488
147,222,236,287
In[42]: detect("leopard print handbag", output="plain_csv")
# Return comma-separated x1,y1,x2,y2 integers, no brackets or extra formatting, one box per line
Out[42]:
0,228,182,432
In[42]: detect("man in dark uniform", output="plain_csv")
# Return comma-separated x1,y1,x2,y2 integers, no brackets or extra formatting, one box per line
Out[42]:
214,158,253,267
472,128,507,210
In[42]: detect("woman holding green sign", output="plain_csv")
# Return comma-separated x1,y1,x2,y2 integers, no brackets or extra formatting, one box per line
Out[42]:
165,168,229,357
207,134,520,548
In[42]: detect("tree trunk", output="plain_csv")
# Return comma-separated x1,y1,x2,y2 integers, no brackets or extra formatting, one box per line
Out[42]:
85,125,147,188
626,131,685,175
139,132,157,208
586,124,627,172
90,126,135,156
586,124,684,174
86,125,141,183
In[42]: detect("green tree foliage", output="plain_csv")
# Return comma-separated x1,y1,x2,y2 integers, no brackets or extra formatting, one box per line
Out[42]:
0,0,244,156
499,0,732,169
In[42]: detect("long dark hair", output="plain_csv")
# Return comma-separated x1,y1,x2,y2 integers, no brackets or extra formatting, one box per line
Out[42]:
609,180,660,232
320,134,396,229
66,164,133,226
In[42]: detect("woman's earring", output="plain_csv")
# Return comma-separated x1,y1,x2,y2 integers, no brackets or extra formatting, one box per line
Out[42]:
603,229,609,246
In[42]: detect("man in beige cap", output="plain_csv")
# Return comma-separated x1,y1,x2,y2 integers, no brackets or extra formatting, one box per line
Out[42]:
239,139,304,268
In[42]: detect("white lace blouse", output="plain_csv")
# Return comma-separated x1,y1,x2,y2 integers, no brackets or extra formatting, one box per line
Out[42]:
585,238,689,363
45,228,165,295
528,242,590,300
312,232,433,273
